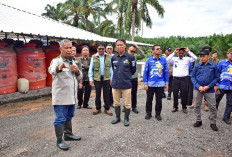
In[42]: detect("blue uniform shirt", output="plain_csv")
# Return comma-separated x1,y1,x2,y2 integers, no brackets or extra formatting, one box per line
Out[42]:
191,61,219,93
111,52,136,89
218,59,232,90
143,56,169,87
88,52,113,81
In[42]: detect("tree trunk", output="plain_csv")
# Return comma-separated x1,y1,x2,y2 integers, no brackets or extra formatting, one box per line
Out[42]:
74,13,79,28
85,15,88,31
132,8,136,41
132,0,138,41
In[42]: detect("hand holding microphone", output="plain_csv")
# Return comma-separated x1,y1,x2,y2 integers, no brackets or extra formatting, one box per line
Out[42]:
69,56,79,73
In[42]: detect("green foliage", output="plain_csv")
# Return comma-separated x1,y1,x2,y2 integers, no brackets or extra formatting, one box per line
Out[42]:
135,33,232,60
41,0,232,61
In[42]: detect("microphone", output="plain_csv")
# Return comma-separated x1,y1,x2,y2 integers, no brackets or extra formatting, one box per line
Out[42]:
69,56,74,75
69,56,73,65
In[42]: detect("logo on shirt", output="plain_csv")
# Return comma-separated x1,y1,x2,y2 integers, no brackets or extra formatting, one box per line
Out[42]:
123,59,129,64
221,64,232,81
150,61,163,78
132,61,136,66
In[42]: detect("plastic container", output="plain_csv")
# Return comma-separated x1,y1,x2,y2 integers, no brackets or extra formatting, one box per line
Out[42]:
17,78,29,93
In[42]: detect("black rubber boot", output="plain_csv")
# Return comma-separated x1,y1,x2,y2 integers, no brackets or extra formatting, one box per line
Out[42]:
54,125,69,151
124,108,130,126
111,106,121,124
64,121,81,141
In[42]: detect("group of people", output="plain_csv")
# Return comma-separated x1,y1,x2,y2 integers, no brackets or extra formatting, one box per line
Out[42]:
49,39,232,151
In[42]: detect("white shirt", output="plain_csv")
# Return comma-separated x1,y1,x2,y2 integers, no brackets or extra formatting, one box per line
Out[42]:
166,51,197,77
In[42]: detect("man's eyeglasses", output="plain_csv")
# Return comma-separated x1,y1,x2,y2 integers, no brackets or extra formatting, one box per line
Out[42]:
98,48,105,51
156,48,161,50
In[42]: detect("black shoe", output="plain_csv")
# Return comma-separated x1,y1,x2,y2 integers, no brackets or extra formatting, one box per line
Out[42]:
182,109,187,114
132,108,139,114
162,93,166,98
172,108,178,112
83,106,92,109
210,124,218,131
145,114,152,120
77,105,81,109
193,121,202,127
155,115,162,121
167,96,171,100
223,119,231,125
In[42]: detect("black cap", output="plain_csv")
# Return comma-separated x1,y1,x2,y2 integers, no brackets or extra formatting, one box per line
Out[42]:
198,50,210,55
202,46,212,52
166,47,172,51
179,47,186,51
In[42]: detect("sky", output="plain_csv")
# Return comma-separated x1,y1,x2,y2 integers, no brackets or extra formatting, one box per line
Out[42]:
1,0,232,38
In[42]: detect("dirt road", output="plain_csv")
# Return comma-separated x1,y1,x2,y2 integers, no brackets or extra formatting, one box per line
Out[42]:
0,89,231,157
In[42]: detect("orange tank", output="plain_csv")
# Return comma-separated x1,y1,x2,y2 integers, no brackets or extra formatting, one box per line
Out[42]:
16,43,46,90
0,42,18,94
44,43,60,86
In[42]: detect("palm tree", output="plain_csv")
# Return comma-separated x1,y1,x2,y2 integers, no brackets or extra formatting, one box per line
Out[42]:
106,0,130,37
42,3,66,21
131,0,165,41
63,0,104,30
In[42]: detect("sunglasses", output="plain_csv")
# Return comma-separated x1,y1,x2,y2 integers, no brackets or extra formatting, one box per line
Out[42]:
130,50,136,53
98,48,105,51
156,48,161,50
107,48,112,50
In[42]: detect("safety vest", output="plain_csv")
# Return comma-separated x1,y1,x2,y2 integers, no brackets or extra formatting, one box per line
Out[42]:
93,54,111,81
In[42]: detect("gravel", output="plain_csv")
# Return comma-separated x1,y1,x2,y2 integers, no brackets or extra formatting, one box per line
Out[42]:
0,89,231,157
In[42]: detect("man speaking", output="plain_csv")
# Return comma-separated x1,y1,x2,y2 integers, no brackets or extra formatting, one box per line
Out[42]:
49,39,82,150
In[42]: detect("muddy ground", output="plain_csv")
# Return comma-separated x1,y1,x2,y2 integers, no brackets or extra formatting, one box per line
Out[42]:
0,88,232,157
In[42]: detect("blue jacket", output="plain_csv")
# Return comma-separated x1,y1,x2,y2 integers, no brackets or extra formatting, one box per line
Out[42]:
111,52,136,89
191,61,219,93
218,59,232,90
143,56,169,87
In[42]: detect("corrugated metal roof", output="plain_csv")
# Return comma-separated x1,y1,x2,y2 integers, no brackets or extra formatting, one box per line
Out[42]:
0,3,153,47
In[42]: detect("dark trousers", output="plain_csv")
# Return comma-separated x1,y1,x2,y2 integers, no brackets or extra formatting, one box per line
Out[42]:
131,78,138,109
94,77,110,110
216,89,232,120
53,105,75,126
173,77,188,109
168,76,173,96
78,81,92,107
146,87,163,115
187,76,194,106
109,85,113,106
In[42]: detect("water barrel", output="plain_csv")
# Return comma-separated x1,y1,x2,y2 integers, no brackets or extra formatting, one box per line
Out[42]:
44,43,60,86
16,43,46,90
0,42,18,94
